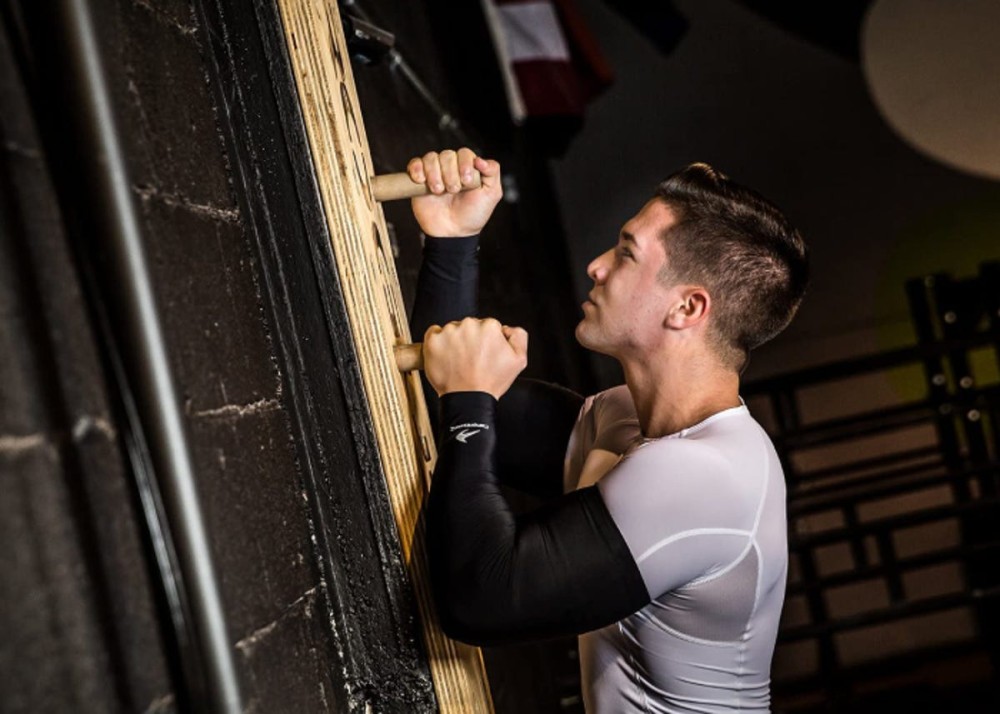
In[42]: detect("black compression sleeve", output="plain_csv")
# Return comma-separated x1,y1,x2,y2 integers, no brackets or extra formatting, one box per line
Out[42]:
496,379,583,499
409,235,583,499
410,234,479,340
427,392,650,646
409,233,477,444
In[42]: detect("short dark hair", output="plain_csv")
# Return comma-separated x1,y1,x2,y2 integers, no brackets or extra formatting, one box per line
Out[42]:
654,162,808,372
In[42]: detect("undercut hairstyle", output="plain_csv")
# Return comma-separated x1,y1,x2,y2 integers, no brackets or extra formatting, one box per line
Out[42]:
654,163,809,372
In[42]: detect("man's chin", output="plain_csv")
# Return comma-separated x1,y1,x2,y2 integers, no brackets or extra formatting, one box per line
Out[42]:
575,321,608,355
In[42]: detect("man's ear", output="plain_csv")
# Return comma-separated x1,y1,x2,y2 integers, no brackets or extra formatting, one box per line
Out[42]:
664,286,711,329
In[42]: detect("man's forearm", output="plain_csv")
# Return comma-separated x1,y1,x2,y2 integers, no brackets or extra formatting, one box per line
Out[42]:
410,234,479,339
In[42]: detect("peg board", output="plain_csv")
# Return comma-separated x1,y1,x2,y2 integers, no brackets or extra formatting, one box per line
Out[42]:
274,1,494,711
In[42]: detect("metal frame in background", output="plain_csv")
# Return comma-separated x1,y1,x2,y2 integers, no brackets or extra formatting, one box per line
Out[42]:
745,260,1000,709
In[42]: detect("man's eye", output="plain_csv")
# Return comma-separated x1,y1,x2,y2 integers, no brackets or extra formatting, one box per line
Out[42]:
617,247,633,260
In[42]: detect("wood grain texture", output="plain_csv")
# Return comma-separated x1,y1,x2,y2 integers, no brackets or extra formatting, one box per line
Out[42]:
274,2,494,711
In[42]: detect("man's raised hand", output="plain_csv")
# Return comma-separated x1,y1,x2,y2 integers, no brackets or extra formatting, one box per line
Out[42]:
407,148,503,238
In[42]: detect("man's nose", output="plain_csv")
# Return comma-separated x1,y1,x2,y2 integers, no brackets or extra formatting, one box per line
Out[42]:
587,249,612,283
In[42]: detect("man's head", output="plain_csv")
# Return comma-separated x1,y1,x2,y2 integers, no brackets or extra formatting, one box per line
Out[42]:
654,163,808,371
576,163,808,373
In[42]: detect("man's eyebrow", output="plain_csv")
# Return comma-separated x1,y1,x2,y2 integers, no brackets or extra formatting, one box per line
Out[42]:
620,231,637,244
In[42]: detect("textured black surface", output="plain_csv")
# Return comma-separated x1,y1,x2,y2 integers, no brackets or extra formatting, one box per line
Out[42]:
0,9,176,710
1,0,593,711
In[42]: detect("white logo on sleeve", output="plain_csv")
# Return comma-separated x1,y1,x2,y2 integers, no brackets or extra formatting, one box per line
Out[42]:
450,422,489,444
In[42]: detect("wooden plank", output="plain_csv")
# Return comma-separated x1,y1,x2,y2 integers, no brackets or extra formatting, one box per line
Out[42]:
273,1,494,711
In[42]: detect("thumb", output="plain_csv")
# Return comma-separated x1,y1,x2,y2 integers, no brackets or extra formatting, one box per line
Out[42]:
503,325,529,358
474,156,502,191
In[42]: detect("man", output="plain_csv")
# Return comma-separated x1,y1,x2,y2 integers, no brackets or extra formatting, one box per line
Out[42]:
407,148,808,713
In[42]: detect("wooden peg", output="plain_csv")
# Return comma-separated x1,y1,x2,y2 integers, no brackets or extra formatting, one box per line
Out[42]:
371,171,482,202
394,342,424,372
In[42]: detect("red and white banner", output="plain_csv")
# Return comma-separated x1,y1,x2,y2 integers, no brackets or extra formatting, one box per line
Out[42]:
481,0,613,123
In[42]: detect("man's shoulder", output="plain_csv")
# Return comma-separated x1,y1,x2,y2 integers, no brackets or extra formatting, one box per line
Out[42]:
588,384,635,420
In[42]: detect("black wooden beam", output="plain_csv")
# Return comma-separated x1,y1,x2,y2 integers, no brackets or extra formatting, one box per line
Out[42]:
191,0,438,709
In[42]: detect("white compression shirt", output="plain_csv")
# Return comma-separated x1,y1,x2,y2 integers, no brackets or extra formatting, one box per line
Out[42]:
563,386,788,713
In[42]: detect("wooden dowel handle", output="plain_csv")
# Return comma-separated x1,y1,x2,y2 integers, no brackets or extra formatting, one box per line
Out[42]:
371,171,482,202
394,342,424,372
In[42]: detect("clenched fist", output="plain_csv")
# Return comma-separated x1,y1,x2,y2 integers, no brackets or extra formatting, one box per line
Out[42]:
423,318,528,399
407,148,503,237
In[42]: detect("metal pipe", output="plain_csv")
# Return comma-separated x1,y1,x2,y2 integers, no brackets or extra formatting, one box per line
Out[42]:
12,1,242,711
343,0,481,150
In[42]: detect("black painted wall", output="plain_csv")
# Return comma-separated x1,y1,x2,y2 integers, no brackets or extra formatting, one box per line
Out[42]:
1,0,590,712
1,0,415,710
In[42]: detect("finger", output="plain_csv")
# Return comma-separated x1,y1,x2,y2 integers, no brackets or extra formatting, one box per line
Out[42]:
506,326,529,357
440,149,461,193
481,317,503,333
422,151,444,194
407,157,425,183
423,324,443,341
458,147,477,186
422,330,439,361
474,156,500,177
474,157,501,190
481,318,505,344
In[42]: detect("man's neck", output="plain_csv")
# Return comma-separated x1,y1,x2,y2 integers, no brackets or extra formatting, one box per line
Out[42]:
621,350,741,439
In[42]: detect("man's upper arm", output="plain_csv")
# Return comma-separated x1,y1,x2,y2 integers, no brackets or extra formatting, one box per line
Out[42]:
597,440,751,599
427,392,649,646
